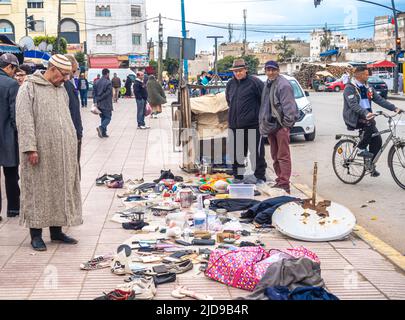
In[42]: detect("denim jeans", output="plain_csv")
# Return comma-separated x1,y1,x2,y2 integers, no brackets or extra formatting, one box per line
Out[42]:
136,99,146,127
99,112,112,135
0,166,20,215
79,89,88,107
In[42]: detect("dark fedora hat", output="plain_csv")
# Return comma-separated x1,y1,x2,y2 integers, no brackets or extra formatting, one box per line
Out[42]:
229,58,247,71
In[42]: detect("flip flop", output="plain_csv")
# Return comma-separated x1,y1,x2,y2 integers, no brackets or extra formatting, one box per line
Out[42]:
80,254,114,271
171,286,213,300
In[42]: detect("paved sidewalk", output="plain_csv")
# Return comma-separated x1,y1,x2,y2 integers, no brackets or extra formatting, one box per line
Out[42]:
1,97,405,300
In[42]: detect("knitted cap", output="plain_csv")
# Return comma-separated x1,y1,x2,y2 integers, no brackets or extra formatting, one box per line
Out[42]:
49,54,72,71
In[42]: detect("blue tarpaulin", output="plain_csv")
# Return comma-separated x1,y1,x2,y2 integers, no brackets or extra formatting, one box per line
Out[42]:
24,50,51,60
320,49,339,57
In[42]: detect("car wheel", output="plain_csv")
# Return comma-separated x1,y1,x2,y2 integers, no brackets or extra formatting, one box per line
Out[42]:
304,128,316,142
334,86,341,92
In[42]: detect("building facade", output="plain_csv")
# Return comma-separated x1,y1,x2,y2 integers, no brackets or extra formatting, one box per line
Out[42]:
310,29,348,59
374,14,405,51
85,0,147,56
0,0,86,48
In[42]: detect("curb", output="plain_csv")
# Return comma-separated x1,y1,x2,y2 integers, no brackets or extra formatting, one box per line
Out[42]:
292,183,405,273
387,95,405,101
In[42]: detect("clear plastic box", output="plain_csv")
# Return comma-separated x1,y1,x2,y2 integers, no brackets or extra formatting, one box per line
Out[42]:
228,184,255,199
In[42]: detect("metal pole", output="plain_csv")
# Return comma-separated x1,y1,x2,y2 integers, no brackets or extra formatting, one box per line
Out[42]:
207,36,224,85
243,9,247,56
25,8,28,36
392,0,400,94
181,0,188,82
56,0,62,53
158,13,163,83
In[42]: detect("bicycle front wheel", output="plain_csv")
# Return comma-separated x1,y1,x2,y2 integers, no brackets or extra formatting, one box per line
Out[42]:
388,143,405,190
332,139,366,184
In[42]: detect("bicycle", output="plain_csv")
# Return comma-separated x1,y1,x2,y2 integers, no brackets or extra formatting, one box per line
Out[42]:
332,110,405,189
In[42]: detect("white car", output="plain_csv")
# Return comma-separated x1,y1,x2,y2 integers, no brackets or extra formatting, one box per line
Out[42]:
256,74,316,141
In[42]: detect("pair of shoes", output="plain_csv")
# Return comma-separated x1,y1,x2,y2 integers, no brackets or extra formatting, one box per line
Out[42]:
7,210,19,218
163,259,194,274
96,126,103,138
271,183,291,194
370,169,380,177
96,173,123,186
153,170,175,183
94,289,136,300
102,134,109,138
80,254,114,270
137,126,150,130
122,221,149,230
106,180,124,188
31,237,47,251
51,232,78,244
116,276,157,300
357,149,374,159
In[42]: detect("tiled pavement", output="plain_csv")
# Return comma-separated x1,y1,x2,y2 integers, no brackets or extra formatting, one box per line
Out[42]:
1,97,405,300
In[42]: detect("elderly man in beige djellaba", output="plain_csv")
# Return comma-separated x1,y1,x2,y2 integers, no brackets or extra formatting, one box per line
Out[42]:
15,54,83,252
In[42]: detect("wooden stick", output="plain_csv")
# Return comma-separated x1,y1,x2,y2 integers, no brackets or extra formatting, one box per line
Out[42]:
312,162,318,206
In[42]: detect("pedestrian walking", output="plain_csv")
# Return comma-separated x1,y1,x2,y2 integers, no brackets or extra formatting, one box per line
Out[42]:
111,73,121,103
78,73,89,108
64,55,83,171
134,71,149,129
15,64,33,86
226,58,267,184
259,61,299,194
94,68,113,138
0,53,21,219
146,75,166,118
15,54,82,251
125,76,133,98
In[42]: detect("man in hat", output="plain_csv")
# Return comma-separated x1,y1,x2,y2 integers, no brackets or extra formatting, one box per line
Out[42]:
226,58,267,183
0,53,21,220
259,61,299,194
16,54,83,251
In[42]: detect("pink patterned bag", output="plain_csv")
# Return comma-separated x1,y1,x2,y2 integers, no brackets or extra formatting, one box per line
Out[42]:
205,246,320,291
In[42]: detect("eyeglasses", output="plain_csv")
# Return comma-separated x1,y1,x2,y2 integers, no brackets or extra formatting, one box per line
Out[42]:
54,66,70,78
15,72,27,77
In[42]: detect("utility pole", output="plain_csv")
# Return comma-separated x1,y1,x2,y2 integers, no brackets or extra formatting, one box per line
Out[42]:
243,9,247,56
207,36,224,84
56,0,62,54
25,8,28,36
158,13,164,83
181,0,188,82
228,24,233,43
392,0,400,94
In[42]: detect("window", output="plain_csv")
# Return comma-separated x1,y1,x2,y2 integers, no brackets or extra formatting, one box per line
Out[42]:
96,34,112,46
0,20,13,33
289,80,304,99
132,33,141,45
131,5,141,17
0,0,12,3
27,0,44,8
95,5,111,17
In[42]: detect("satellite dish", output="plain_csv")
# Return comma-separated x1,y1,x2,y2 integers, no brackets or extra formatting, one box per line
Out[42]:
38,41,47,51
19,36,35,51
46,44,53,52
272,201,356,242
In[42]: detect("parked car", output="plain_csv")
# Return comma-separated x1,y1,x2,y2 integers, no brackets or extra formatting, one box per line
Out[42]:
368,76,388,99
256,74,316,141
325,80,346,92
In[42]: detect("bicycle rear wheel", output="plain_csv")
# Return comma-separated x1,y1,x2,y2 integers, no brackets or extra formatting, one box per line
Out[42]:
332,139,366,184
388,143,405,190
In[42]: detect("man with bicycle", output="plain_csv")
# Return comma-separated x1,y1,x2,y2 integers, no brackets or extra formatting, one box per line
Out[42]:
343,66,403,177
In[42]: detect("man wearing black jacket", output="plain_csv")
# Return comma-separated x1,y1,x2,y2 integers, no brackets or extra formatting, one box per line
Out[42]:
133,71,149,129
226,58,267,183
94,69,113,137
64,55,83,167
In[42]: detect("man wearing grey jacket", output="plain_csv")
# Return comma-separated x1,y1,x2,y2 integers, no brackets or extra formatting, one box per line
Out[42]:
259,61,299,194
94,68,113,138
343,66,403,177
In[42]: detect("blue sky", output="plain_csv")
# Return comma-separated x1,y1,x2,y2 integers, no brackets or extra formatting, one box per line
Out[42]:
147,0,405,51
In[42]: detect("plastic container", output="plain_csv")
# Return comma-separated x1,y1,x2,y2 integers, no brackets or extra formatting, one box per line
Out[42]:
228,184,255,199
193,210,206,231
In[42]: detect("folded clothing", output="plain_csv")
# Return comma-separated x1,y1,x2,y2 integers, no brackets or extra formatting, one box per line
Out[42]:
209,199,261,212
122,221,149,230
241,196,300,225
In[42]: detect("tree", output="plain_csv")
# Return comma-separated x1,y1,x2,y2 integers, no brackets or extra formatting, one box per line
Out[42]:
320,29,332,52
163,58,179,76
217,56,235,73
276,36,295,63
217,55,259,74
33,36,67,54
149,60,158,70
74,52,86,67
